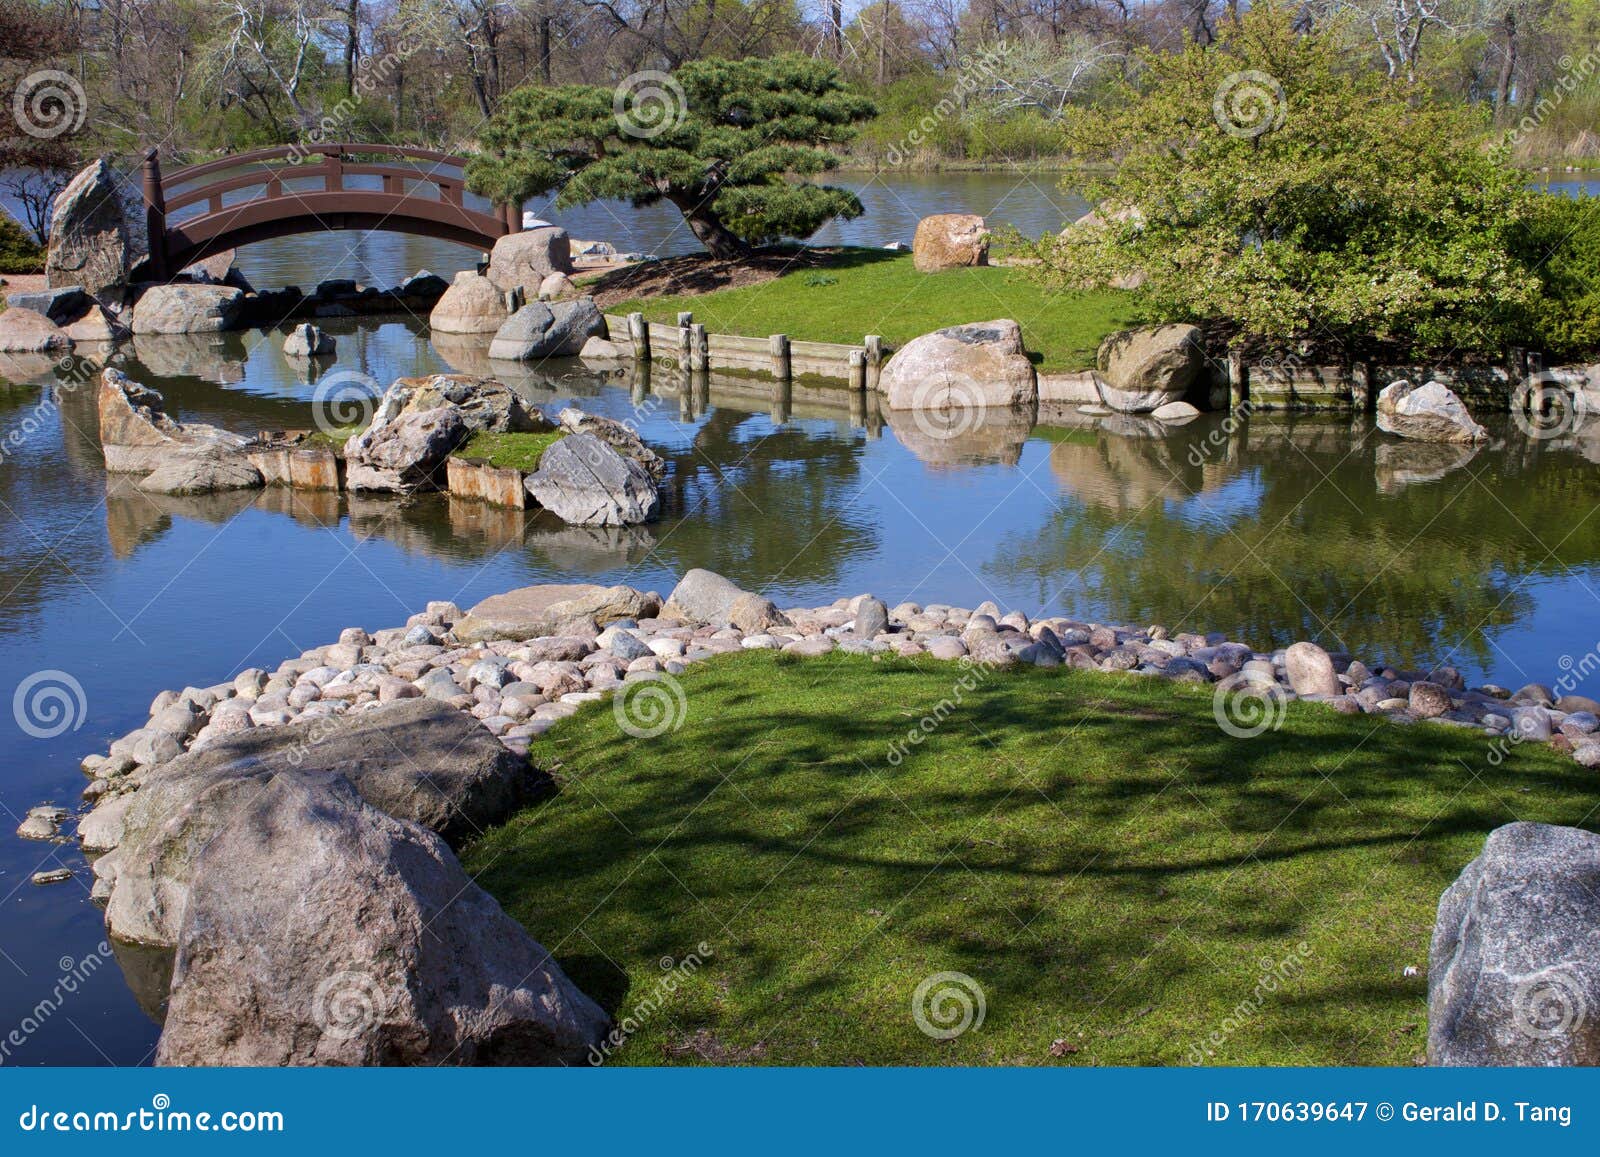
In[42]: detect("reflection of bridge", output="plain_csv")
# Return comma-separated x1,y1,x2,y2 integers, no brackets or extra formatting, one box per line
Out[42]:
140,144,520,280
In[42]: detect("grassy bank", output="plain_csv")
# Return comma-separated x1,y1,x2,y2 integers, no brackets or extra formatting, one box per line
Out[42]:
609,249,1135,372
467,651,1593,1066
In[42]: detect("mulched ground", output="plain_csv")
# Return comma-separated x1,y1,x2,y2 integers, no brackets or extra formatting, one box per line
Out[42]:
585,247,841,309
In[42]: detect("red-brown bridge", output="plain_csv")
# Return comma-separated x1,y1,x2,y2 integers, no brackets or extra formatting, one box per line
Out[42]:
140,144,521,280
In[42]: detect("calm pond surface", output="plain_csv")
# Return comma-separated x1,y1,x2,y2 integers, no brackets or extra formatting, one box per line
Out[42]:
3,172,1600,1064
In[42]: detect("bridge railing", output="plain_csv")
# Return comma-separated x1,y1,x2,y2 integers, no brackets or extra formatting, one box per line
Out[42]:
141,145,519,279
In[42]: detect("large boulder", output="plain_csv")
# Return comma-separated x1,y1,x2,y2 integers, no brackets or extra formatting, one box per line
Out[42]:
556,406,665,481
486,226,573,295
137,453,264,495
131,284,244,335
0,307,72,353
1429,822,1600,1066
46,158,146,295
878,320,1037,411
488,298,605,361
5,284,91,325
1377,380,1488,444
1283,641,1339,697
392,373,549,436
97,368,250,473
428,271,510,334
663,568,788,631
524,432,659,526
1096,325,1205,413
156,771,608,1066
343,381,468,493
99,698,536,948
912,214,989,273
1060,202,1146,290
454,582,661,644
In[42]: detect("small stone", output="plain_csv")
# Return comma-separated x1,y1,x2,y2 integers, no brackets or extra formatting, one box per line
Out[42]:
1408,682,1453,719
854,597,889,639
31,869,73,886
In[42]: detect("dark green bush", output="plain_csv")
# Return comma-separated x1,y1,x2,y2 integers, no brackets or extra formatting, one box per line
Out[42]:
1515,191,1600,358
0,212,45,275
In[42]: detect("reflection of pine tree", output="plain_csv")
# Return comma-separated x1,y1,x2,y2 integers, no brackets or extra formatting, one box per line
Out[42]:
652,402,876,589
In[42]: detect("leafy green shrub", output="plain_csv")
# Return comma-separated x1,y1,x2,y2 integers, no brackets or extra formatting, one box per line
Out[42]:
1513,191,1600,358
1023,3,1538,356
0,212,45,274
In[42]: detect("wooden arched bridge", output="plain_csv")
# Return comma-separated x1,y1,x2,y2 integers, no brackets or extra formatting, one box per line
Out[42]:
140,144,521,280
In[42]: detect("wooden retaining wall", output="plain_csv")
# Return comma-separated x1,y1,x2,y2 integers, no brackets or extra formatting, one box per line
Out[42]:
1233,358,1522,413
602,312,886,388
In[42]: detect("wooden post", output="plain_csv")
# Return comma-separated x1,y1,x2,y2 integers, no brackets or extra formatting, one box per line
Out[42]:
141,149,168,282
1228,350,1246,407
628,313,650,361
770,333,791,380
677,324,692,368
632,358,651,404
864,334,884,391
1351,363,1372,411
848,349,867,391
690,323,708,371
676,311,694,328
505,287,524,313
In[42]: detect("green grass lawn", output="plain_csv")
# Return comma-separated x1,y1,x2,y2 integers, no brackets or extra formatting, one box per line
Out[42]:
610,249,1137,371
451,430,564,471
466,651,1596,1066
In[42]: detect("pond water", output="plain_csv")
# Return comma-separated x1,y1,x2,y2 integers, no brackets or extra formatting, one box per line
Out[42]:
3,172,1600,1065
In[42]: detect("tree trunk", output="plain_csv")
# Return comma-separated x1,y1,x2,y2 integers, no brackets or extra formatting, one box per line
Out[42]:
672,197,749,258
344,0,360,92
1494,13,1517,118
538,14,552,84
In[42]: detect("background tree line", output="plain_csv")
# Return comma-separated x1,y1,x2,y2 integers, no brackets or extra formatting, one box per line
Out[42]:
6,0,1600,177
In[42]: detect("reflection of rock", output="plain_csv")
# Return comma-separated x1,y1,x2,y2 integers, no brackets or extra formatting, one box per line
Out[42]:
253,483,342,529
1048,428,1191,512
523,521,660,572
110,937,174,1026
1375,440,1480,492
130,334,247,384
431,332,606,402
105,475,258,558
0,352,66,384
885,404,1032,467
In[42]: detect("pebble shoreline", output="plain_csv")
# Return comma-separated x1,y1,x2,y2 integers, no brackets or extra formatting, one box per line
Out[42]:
21,578,1600,867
